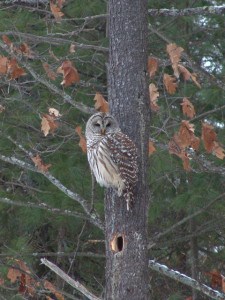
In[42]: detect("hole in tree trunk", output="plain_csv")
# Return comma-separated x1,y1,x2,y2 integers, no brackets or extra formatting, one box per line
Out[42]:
111,234,124,253
116,236,123,251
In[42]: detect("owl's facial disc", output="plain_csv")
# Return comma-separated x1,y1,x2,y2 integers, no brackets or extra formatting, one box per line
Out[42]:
93,119,105,135
101,118,112,135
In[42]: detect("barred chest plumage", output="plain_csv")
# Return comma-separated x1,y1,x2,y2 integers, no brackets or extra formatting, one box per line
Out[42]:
87,136,125,194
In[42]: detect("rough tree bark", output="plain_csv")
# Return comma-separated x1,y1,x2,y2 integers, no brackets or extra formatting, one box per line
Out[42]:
105,0,150,299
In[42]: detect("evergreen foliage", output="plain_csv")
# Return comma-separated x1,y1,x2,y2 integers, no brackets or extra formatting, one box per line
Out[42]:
0,0,224,299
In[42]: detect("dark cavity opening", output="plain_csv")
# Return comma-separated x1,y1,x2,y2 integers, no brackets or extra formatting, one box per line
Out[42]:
117,236,123,252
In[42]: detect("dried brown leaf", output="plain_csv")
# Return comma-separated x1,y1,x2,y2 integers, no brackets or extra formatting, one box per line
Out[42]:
149,83,159,112
181,97,196,119
75,126,87,153
69,44,76,53
2,35,12,46
0,105,5,112
201,122,217,153
166,43,184,78
206,269,222,289
168,134,183,156
7,267,21,283
177,64,192,80
147,57,158,78
57,0,65,9
163,73,178,94
178,64,201,88
0,56,8,75
7,259,37,296
18,43,34,59
57,60,80,86
94,92,109,112
41,116,51,137
178,120,200,150
50,1,64,22
31,154,52,172
149,141,156,155
7,58,26,80
212,141,225,160
168,120,200,171
43,62,57,80
190,72,201,88
44,280,64,300
168,135,191,171
222,275,225,294
180,152,191,171
41,114,59,136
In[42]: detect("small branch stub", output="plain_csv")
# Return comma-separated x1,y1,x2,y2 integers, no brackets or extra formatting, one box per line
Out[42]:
110,234,125,253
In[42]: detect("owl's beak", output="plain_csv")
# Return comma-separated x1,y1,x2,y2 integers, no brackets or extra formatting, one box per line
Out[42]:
101,128,106,135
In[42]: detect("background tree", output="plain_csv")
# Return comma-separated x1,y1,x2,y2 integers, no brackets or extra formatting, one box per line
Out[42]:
0,0,224,299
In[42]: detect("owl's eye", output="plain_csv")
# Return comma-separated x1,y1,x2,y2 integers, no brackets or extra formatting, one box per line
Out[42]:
106,123,111,127
95,123,101,127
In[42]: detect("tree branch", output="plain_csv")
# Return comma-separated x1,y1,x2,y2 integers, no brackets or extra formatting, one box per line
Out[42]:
191,104,225,122
0,153,104,230
148,6,225,17
194,154,225,177
0,196,90,221
1,135,104,230
149,260,225,300
0,41,95,115
0,251,104,258
0,31,108,53
152,140,225,178
148,192,225,247
2,2,225,18
0,0,48,4
149,25,225,93
41,258,101,300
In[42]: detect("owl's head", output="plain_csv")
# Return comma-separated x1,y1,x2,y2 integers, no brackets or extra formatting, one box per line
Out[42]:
85,112,120,140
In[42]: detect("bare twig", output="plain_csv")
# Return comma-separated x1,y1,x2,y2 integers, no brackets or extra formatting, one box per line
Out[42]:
0,251,104,258
150,140,225,178
66,221,87,279
0,0,48,4
148,192,225,247
41,258,101,300
0,196,89,221
191,104,225,122
149,25,225,93
0,41,94,115
0,31,108,52
148,6,225,17
149,260,225,300
0,153,104,230
3,3,225,18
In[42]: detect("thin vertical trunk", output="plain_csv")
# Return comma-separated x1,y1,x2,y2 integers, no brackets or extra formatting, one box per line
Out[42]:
190,218,199,300
105,1,150,299
56,225,66,290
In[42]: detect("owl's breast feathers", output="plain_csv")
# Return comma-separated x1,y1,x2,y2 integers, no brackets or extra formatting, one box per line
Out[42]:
102,132,138,186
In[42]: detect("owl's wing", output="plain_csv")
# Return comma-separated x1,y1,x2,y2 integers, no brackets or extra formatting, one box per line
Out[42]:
103,132,138,185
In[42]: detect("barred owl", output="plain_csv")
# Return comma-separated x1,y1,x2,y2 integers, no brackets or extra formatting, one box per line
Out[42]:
85,112,138,210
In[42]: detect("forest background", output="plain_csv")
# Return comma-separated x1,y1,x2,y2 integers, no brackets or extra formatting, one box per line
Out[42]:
0,0,225,299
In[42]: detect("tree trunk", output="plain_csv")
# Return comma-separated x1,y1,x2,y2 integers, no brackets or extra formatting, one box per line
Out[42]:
105,1,150,299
